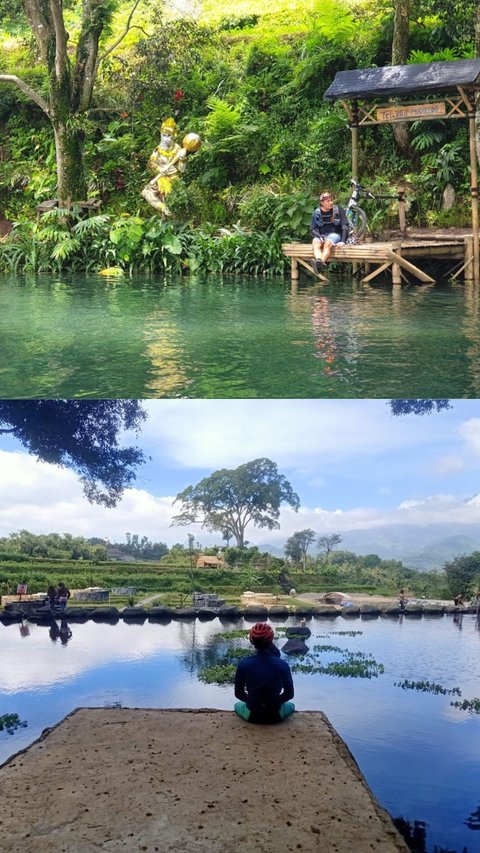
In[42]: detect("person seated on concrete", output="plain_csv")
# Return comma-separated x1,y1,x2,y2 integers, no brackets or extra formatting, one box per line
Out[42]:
234,622,295,724
56,582,71,611
453,592,466,607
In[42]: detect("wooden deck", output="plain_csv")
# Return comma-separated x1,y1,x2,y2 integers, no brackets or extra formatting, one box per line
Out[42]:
283,233,473,285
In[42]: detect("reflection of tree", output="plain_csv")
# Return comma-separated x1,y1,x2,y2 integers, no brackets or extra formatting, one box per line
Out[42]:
462,283,480,397
393,816,427,852
465,804,480,830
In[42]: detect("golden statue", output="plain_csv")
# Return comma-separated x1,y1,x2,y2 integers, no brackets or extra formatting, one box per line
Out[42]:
141,118,201,216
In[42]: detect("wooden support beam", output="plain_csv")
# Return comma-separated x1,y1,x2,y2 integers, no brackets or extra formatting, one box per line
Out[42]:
361,260,393,282
297,257,328,281
385,249,435,283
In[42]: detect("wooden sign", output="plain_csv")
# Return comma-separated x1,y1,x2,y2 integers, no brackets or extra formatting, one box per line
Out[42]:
376,102,446,122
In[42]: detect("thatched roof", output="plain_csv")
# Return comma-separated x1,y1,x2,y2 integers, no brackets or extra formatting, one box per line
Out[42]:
324,59,480,101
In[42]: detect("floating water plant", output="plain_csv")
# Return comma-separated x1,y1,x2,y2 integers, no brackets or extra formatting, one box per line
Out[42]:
291,649,384,679
213,629,250,640
395,679,462,696
198,664,237,684
0,713,27,735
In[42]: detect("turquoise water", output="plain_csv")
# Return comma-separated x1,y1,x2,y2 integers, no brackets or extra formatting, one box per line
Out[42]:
1,614,479,852
1,273,480,397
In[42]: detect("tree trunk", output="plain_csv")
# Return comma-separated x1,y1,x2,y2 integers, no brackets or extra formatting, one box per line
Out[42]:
53,122,86,203
391,0,411,155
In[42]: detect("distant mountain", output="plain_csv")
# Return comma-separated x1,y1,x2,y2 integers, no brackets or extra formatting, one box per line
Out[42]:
258,524,480,571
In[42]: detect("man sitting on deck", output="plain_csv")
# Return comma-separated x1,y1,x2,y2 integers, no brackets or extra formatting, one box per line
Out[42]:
311,190,348,273
234,622,295,724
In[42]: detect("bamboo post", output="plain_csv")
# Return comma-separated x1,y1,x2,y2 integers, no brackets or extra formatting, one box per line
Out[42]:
464,235,474,282
397,183,406,235
291,257,299,283
468,110,480,282
351,101,359,181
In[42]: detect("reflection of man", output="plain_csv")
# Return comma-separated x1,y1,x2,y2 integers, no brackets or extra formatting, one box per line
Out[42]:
141,118,187,215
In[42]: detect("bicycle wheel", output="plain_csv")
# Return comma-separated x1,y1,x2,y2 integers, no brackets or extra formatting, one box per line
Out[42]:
346,205,367,242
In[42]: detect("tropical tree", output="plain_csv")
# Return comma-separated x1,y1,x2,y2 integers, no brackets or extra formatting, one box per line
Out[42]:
284,529,316,569
443,552,480,598
317,533,342,562
172,458,300,548
389,399,451,415
0,400,146,506
0,0,142,203
391,0,411,154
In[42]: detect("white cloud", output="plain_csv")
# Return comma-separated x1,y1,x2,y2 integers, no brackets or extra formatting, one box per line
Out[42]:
141,399,435,470
459,417,480,456
431,454,465,475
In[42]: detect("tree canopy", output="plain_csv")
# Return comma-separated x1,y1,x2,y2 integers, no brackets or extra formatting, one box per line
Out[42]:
443,552,480,597
284,528,316,567
389,400,451,415
0,400,146,506
172,458,300,548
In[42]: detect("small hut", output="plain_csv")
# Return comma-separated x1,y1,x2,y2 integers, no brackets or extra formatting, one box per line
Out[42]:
324,58,480,280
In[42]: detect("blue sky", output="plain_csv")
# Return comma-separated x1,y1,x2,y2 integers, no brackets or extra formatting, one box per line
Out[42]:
1,399,480,546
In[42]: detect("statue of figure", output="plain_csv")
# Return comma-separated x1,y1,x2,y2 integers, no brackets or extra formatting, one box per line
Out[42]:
141,117,201,216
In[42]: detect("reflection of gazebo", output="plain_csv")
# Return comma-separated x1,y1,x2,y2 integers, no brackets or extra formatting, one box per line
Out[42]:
324,59,480,280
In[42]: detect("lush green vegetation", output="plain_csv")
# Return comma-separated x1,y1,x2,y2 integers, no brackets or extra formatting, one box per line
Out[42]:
0,526,461,603
0,0,476,273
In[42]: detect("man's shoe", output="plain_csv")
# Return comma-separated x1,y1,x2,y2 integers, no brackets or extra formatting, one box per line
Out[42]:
314,259,326,273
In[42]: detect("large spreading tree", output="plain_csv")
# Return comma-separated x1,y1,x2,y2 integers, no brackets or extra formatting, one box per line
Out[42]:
0,0,141,203
0,400,146,506
172,458,300,548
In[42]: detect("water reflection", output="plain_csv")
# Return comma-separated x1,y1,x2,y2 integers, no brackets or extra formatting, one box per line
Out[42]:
3,273,480,396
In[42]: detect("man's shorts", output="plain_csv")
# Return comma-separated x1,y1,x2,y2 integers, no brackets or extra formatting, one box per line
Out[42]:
234,700,295,723
312,233,343,246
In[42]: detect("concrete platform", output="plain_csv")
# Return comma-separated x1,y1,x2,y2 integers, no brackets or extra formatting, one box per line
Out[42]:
0,709,408,853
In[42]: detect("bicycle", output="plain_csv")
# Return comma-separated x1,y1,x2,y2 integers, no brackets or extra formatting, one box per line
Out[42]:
344,179,374,243
345,179,405,243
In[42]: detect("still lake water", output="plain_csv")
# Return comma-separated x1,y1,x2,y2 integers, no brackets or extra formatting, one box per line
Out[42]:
1,614,479,852
1,273,480,398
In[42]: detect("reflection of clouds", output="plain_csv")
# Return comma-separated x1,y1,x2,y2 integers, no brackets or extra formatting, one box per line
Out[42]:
0,622,211,693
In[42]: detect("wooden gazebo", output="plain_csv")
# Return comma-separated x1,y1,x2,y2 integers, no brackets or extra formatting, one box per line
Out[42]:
324,58,480,280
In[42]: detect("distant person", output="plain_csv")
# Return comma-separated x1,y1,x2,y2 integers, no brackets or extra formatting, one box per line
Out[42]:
56,582,71,611
310,190,348,273
47,584,57,609
453,592,466,607
234,622,294,724
398,590,408,611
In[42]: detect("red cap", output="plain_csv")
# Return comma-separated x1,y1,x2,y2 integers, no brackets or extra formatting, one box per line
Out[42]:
249,622,274,643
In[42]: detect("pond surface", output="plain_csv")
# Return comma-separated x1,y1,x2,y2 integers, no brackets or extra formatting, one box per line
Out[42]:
1,614,479,852
1,273,480,398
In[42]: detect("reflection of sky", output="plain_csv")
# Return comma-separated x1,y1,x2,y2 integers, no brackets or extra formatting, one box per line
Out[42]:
1,616,479,852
